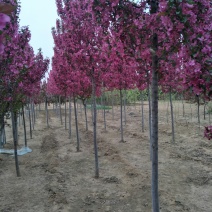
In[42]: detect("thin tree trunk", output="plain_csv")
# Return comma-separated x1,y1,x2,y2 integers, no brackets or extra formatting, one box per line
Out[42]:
103,89,106,131
120,89,124,142
31,100,34,130
0,116,4,149
174,97,177,123
124,89,127,125
68,96,72,139
74,96,80,152
83,100,88,131
33,101,36,125
197,96,200,133
3,125,6,146
169,89,175,143
111,91,114,120
59,96,63,125
151,48,159,211
28,102,32,139
92,74,99,178
11,111,20,177
65,97,67,130
22,104,27,147
166,97,169,123
101,93,104,118
150,1,159,210
177,99,180,118
203,100,206,120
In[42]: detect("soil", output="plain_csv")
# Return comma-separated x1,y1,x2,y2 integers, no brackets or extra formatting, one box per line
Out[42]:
0,100,212,212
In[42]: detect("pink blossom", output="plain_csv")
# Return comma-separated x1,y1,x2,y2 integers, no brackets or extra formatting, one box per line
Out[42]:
0,13,10,30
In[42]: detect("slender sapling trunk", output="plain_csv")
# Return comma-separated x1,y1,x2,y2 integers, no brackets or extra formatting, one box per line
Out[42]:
120,89,124,142
74,96,80,152
11,111,20,177
169,89,175,143
92,74,99,178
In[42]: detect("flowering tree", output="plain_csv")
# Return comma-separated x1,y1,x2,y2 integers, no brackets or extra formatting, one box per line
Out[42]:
50,0,212,209
92,0,212,211
0,2,15,54
0,0,49,177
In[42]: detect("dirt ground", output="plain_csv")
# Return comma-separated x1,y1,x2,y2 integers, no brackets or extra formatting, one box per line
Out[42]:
0,100,212,212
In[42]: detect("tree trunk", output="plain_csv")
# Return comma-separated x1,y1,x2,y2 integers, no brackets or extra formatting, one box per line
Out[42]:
169,89,175,143
111,91,114,120
30,100,34,130
101,93,104,119
203,100,206,120
103,89,106,131
65,97,67,130
22,104,27,147
166,98,169,123
59,96,63,125
83,100,88,131
92,74,99,178
74,96,80,152
11,111,20,177
150,1,159,211
33,101,36,126
120,89,124,142
197,95,200,133
151,49,159,212
69,96,72,139
28,102,32,139
124,89,127,126
3,125,6,146
0,115,5,149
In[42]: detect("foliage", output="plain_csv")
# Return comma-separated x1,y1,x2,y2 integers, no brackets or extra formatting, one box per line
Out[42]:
0,0,49,116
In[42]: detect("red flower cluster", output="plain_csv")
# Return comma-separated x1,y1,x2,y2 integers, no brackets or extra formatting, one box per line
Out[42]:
0,3,12,54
